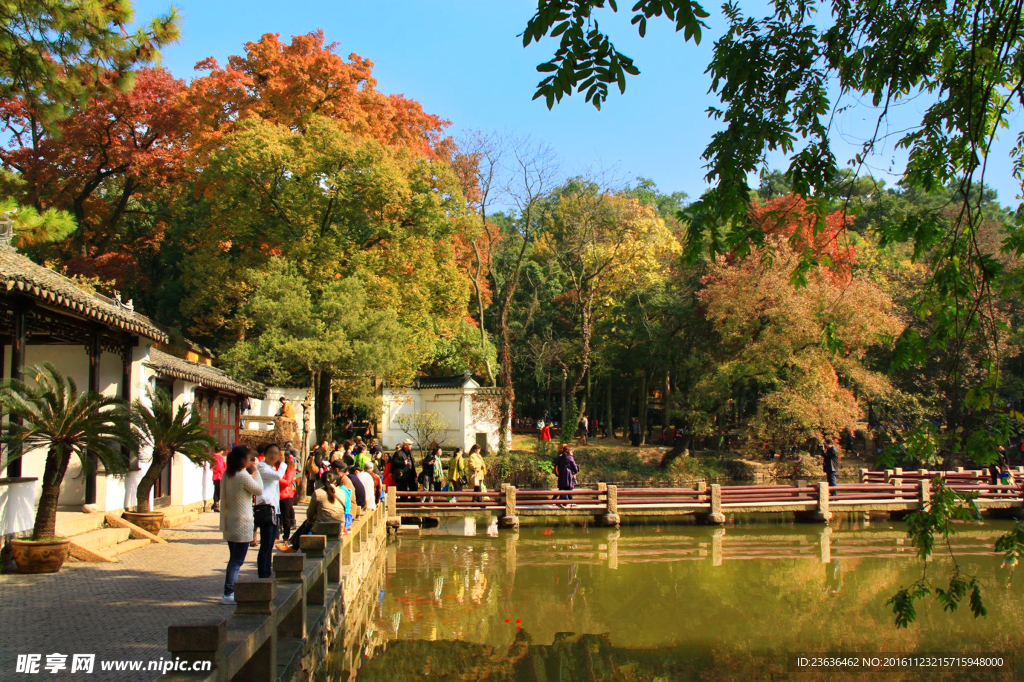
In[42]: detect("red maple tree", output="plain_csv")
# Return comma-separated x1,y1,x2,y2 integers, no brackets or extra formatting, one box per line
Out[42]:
748,193,856,281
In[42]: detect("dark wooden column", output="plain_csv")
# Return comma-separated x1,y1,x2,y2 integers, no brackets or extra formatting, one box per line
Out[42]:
6,299,26,477
122,338,136,468
84,328,100,505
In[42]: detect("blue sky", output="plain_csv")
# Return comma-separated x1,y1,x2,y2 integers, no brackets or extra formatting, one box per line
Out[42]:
133,0,1022,206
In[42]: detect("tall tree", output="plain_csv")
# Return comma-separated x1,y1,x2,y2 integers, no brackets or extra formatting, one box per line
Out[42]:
538,181,681,417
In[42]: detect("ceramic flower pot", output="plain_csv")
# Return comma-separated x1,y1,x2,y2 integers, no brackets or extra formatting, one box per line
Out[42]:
10,538,71,574
123,511,165,536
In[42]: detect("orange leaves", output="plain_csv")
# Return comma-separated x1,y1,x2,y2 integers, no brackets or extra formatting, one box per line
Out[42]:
186,31,452,161
748,193,856,282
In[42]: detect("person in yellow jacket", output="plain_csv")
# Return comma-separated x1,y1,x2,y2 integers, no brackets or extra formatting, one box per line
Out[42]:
467,444,487,492
277,396,296,420
448,447,467,491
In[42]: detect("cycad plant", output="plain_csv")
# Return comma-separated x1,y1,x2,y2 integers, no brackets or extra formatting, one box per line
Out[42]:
131,387,217,513
0,363,133,540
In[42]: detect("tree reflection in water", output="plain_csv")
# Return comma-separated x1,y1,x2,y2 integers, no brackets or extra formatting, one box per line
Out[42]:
341,522,1024,681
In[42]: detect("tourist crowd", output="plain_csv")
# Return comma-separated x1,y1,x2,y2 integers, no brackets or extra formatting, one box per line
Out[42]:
209,432,590,603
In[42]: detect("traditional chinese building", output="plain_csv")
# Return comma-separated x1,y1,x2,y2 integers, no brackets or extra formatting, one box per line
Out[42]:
0,247,266,537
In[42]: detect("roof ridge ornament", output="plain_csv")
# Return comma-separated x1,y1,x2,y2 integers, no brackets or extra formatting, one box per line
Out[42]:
0,210,15,251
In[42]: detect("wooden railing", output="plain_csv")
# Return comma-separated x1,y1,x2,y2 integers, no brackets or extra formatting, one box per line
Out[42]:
860,466,1024,484
387,476,1024,528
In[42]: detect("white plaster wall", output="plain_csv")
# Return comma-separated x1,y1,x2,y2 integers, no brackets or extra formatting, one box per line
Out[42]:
381,386,504,452
0,342,153,513
0,481,35,536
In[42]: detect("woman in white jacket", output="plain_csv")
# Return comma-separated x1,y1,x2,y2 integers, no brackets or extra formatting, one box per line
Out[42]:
219,445,263,604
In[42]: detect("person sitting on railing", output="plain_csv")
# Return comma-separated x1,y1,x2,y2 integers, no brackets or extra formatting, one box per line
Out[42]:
278,471,349,552
990,446,1010,485
330,460,363,516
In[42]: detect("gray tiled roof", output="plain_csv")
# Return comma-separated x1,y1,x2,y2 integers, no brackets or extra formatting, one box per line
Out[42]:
0,248,169,342
411,374,481,390
144,348,266,398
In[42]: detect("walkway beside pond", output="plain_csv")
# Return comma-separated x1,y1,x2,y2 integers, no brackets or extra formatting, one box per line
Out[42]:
0,513,236,682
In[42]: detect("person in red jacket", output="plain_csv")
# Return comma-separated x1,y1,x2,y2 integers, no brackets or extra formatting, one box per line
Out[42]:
278,450,298,543
211,446,227,512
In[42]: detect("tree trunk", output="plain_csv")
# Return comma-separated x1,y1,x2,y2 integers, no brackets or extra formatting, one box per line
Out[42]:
640,372,649,446
316,370,334,442
662,370,671,430
567,302,593,407
33,449,71,540
497,304,515,454
135,447,170,513
624,384,632,441
606,378,614,439
475,275,496,386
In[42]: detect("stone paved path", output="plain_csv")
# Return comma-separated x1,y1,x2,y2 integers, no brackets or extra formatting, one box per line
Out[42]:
0,513,253,682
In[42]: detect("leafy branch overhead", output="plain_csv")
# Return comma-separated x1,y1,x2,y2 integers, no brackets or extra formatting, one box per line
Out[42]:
522,0,708,109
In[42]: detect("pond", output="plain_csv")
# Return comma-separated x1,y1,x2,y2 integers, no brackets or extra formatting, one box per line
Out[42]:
333,516,1023,681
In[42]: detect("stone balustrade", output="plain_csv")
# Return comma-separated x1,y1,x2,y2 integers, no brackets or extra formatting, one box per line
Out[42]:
162,502,387,682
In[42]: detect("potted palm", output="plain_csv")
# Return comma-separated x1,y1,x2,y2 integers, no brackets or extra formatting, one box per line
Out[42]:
0,363,132,573
126,387,217,534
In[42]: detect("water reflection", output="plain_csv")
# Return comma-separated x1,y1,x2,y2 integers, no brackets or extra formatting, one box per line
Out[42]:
335,518,1023,681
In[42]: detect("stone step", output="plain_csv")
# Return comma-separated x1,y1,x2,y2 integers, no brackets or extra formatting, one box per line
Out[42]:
102,538,151,558
55,511,106,538
72,527,131,551
161,510,199,528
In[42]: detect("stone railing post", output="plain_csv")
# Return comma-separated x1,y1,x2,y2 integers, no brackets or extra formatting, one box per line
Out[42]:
386,487,400,533
167,620,225,669
703,484,726,525
596,484,620,527
919,479,931,507
232,580,277,682
299,534,326,558
273,553,305,583
893,467,904,499
815,481,832,524
299,536,328,606
859,468,869,483
318,521,342,582
499,484,519,530
272,554,307,639
235,579,274,615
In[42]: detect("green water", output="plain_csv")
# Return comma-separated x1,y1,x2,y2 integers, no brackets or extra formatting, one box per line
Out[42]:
340,516,1024,681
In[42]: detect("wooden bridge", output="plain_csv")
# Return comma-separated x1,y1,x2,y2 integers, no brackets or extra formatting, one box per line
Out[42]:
385,467,1024,529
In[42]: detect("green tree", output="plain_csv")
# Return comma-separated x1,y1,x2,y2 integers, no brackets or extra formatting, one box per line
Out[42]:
222,258,409,441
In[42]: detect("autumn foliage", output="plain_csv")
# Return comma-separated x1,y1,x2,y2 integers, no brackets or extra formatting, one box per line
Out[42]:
696,234,903,446
748,193,856,281
185,31,453,159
